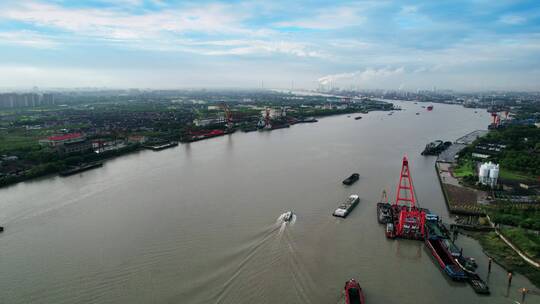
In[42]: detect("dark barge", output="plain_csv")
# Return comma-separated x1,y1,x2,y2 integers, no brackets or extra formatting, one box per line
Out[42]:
60,162,103,176
144,141,178,151
425,220,467,281
342,173,359,185
421,140,452,155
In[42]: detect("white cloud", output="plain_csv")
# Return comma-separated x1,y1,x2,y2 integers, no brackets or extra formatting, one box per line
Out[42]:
275,5,367,29
318,67,405,85
0,2,254,40
499,15,526,25
0,30,57,48
400,5,418,14
199,40,325,58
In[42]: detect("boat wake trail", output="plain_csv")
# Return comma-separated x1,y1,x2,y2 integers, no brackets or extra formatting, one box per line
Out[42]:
214,215,315,304
277,212,297,225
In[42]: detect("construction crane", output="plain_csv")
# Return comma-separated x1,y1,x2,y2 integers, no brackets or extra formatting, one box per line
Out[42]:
392,156,426,240
264,107,272,129
219,102,233,129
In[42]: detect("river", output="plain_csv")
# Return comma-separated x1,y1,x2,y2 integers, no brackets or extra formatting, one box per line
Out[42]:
0,101,536,304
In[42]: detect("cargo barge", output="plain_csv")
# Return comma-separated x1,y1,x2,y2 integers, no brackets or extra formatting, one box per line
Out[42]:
297,117,318,123
187,129,234,142
333,195,360,218
425,219,467,281
342,173,359,185
60,162,103,176
144,141,178,151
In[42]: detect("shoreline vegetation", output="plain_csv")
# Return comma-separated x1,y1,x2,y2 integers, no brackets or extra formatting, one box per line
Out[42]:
435,125,540,287
0,97,393,188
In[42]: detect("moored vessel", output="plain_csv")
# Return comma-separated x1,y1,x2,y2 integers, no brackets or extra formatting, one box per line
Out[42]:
60,162,103,176
376,190,392,224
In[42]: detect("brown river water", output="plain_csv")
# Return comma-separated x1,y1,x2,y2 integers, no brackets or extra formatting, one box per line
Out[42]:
0,100,537,303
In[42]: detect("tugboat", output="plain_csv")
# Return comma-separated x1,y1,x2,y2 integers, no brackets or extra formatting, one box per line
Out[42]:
385,223,395,239
344,279,365,304
342,173,360,185
282,211,294,223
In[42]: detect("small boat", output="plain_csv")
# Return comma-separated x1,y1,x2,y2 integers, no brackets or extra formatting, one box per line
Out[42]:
0,226,4,233
354,116,362,120
377,203,392,224
468,273,490,295
385,223,395,239
282,211,294,222
342,173,359,185
416,112,420,115
427,105,433,111
344,279,365,304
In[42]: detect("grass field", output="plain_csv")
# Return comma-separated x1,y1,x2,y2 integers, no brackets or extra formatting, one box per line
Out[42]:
0,129,45,153
453,158,474,177
499,168,537,182
501,227,540,259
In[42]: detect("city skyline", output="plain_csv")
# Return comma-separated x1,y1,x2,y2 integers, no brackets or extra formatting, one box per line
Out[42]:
0,0,539,91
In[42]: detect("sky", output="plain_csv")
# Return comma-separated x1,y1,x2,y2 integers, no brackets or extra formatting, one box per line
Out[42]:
0,0,539,91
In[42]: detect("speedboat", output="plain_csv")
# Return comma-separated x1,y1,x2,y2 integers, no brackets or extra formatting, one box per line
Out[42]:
283,211,294,222
344,279,365,304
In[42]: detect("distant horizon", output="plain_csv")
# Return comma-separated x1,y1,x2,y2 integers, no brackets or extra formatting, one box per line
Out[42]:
0,0,539,91
1,86,540,95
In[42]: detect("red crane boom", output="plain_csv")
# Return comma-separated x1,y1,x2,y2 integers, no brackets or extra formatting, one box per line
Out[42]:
392,156,426,239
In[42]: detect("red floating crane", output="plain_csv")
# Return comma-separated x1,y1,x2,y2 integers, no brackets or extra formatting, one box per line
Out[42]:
392,156,426,240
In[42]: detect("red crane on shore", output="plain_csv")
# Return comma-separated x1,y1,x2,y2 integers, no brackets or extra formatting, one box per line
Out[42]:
392,156,426,239
220,102,233,129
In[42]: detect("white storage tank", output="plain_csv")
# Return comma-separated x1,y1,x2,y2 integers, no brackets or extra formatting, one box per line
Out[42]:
489,165,499,179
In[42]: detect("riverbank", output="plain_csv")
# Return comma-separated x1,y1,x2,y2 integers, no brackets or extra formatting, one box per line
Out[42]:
0,144,141,188
473,231,540,287
434,129,540,288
